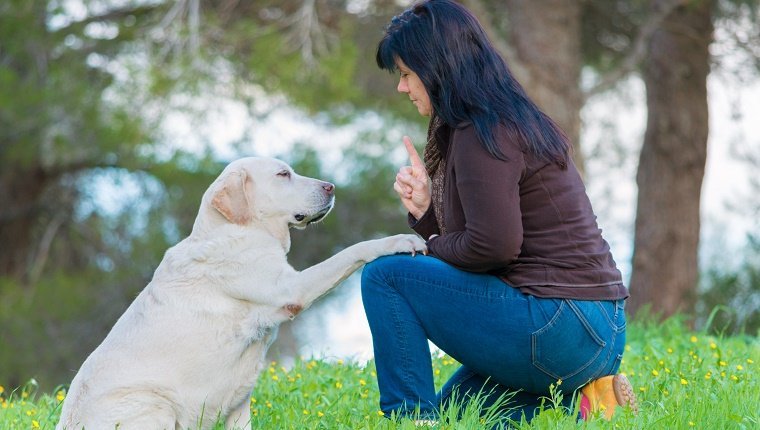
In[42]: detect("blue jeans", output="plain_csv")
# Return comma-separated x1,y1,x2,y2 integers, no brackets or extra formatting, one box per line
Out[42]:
361,254,626,422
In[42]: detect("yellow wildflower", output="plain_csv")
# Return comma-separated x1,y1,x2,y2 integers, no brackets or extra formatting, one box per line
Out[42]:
639,387,647,392
652,370,659,377
359,379,367,386
32,420,40,429
719,361,727,367
690,336,697,343
710,342,717,350
335,381,343,389
317,411,324,417
378,410,385,416
680,378,688,385
303,409,309,415
0,385,4,395
689,421,695,427
57,390,66,402
271,375,279,381
667,348,674,354
705,372,712,380
337,359,344,366
731,375,738,381
747,359,754,364
736,365,743,371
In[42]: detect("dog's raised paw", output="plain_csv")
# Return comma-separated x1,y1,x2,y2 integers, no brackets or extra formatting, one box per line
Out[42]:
386,234,428,256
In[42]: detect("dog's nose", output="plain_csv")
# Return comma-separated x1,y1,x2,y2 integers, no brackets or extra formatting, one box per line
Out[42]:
322,182,335,195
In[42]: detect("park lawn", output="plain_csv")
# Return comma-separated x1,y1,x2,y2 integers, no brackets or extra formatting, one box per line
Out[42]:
1,317,757,429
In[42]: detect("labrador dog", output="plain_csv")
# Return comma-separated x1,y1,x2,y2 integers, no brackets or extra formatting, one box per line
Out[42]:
56,157,426,430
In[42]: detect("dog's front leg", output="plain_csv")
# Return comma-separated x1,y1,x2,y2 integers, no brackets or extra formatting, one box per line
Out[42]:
276,234,426,318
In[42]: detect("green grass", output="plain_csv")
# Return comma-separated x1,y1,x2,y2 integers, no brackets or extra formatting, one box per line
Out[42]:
1,317,758,429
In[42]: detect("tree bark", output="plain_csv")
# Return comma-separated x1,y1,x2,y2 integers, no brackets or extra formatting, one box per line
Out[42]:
0,163,53,282
492,0,585,175
628,0,713,318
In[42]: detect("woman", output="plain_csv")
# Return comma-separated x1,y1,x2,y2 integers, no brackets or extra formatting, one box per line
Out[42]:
361,0,638,423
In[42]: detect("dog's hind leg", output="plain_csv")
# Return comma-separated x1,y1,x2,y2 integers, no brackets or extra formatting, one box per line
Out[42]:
225,399,252,430
81,391,178,430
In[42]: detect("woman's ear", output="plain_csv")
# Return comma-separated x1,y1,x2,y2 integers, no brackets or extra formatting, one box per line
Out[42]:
211,170,253,225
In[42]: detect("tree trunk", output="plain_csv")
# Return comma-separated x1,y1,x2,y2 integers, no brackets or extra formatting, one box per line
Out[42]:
628,0,713,318
0,164,50,282
499,0,585,175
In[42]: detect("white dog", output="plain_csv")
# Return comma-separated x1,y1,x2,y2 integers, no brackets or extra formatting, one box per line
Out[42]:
56,157,426,430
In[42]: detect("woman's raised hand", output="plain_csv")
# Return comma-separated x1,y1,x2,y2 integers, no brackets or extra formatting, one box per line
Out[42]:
394,136,431,220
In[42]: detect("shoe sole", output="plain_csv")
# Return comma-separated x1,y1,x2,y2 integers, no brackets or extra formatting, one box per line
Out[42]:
612,374,639,415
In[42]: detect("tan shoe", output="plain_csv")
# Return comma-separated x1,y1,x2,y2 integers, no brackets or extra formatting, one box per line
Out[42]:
580,374,638,420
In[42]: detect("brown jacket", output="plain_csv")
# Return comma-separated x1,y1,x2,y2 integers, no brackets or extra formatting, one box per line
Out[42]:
410,123,628,300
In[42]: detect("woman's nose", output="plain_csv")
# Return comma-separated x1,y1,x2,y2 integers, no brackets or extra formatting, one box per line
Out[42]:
397,78,408,93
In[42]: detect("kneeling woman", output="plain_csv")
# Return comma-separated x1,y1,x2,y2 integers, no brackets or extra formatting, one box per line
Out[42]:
361,0,637,423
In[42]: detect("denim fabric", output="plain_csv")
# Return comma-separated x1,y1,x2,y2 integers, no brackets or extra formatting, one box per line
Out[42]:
361,254,626,422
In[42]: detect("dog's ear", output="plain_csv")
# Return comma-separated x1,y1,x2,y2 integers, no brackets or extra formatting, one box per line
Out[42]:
211,170,253,225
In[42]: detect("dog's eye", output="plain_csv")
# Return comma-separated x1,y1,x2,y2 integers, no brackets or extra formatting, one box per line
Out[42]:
277,170,291,178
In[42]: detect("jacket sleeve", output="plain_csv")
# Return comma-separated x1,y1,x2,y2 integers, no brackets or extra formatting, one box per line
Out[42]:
427,126,525,272
408,206,440,240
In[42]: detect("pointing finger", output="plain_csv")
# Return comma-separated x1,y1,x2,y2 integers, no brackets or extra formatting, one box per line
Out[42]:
403,136,424,169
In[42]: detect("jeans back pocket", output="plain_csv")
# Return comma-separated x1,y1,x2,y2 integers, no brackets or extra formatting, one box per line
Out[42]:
531,300,605,382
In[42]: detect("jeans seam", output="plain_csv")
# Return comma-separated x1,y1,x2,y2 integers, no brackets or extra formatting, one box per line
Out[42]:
566,300,606,347
594,300,626,333
387,286,419,407
531,300,606,381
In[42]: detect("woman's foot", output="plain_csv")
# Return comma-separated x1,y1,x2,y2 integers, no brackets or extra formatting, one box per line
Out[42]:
579,374,638,420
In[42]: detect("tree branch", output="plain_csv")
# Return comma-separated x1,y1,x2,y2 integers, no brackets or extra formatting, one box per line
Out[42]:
582,0,688,101
52,4,165,37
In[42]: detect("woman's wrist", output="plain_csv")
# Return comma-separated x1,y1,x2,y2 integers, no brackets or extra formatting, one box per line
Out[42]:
410,206,428,221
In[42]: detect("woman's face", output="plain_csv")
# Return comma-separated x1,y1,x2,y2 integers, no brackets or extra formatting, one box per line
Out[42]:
395,58,432,117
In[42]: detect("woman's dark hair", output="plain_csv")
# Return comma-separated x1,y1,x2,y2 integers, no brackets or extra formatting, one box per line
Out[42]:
376,0,570,166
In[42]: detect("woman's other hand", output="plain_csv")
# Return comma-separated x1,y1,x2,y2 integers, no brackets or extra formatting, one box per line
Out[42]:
394,136,431,220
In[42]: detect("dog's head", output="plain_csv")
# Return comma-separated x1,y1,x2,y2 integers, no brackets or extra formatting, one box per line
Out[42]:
202,157,335,230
